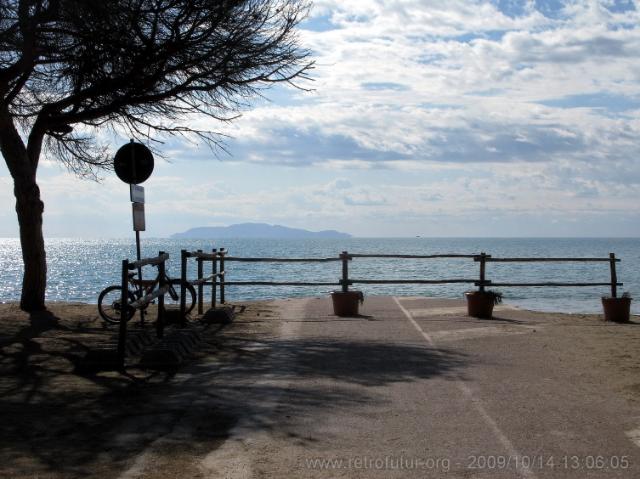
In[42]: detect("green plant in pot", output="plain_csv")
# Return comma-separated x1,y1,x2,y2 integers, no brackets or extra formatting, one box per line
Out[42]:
465,290,502,319
330,290,364,317
602,292,632,323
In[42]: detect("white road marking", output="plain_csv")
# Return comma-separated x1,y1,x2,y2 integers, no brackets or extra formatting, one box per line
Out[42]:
626,428,640,448
393,296,538,479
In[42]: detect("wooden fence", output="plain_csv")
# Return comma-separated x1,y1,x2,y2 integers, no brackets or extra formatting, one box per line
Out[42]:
118,251,170,367
177,250,623,308
180,248,227,316
475,253,621,296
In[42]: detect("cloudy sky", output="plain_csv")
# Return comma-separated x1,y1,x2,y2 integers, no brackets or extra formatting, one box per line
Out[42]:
2,0,640,238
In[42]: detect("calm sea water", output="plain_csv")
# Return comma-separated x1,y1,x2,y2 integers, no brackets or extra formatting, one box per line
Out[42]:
0,238,638,314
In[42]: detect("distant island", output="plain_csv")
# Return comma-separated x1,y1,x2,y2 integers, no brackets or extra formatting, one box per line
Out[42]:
171,223,352,239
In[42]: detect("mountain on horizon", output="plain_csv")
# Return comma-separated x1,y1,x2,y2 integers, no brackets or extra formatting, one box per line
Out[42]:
171,223,352,239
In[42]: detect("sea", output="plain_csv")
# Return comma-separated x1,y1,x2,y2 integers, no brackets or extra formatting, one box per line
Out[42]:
0,237,638,314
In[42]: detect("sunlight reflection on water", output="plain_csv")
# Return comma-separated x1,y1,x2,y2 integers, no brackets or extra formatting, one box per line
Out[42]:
0,237,638,314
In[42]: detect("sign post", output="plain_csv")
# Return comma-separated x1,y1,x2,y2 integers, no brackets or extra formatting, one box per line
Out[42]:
114,140,154,324
132,200,145,293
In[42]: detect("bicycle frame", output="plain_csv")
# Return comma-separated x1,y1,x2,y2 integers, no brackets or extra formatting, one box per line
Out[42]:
129,271,179,305
98,258,197,326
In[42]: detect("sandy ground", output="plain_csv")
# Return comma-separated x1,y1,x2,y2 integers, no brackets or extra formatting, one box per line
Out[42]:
1,299,639,478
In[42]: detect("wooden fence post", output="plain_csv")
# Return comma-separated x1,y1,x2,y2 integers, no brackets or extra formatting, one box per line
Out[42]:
197,249,204,315
117,259,129,370
479,252,486,293
610,253,617,298
341,251,349,293
220,248,226,304
157,251,166,338
212,248,218,309
180,249,188,323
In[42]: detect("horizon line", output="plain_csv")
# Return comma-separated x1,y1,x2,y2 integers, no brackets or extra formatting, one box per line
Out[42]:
2,236,640,240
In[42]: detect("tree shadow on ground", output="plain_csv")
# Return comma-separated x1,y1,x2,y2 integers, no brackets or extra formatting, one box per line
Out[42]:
196,335,467,387
0,316,468,479
0,309,70,347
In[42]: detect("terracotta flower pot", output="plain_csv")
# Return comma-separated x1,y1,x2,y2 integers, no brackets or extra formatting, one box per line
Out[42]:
602,296,632,323
331,290,364,317
465,291,498,319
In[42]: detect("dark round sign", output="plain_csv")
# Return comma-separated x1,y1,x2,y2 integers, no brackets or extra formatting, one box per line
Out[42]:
114,142,154,184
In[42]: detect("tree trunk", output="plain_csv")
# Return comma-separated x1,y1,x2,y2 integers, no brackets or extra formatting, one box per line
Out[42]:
14,178,47,311
0,110,47,311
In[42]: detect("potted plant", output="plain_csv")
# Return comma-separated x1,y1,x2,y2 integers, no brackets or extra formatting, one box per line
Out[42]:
330,290,364,317
465,290,502,319
602,292,632,323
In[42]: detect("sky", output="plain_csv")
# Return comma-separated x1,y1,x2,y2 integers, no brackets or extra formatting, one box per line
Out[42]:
1,0,640,238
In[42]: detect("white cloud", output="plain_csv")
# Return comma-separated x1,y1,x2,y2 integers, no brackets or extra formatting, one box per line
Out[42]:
195,1,640,185
4,1,640,238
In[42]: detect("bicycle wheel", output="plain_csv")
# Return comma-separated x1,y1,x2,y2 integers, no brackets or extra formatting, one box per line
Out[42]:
98,286,136,324
166,279,196,314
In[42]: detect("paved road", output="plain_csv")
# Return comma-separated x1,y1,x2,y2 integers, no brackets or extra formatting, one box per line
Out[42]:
118,296,640,479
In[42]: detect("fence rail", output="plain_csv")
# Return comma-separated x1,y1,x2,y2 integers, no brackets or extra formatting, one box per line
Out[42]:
224,281,341,286
482,257,618,263
176,249,624,307
351,253,478,259
478,282,619,288
225,256,340,263
352,278,480,285
128,252,170,269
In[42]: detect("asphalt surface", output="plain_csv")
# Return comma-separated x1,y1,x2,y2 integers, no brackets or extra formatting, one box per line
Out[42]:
117,296,640,479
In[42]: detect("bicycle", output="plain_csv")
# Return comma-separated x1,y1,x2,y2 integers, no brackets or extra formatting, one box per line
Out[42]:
98,267,196,324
